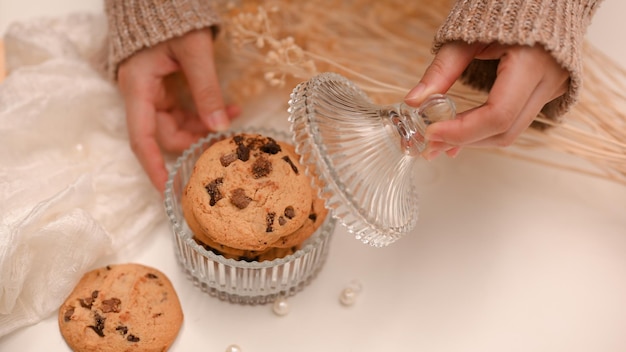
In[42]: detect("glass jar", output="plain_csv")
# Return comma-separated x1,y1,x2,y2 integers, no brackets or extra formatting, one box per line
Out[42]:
164,127,336,304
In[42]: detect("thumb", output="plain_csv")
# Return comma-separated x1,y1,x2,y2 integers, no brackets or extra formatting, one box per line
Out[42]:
404,41,479,106
172,29,230,131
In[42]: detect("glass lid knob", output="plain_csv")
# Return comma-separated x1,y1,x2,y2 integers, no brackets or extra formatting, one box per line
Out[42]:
288,72,456,247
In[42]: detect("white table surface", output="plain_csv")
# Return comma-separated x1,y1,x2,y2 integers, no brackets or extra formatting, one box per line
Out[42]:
1,1,626,352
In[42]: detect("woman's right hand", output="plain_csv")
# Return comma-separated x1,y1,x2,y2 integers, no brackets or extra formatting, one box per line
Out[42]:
117,28,240,194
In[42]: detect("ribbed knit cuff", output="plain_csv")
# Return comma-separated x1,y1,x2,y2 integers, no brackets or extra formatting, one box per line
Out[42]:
434,0,602,120
104,0,221,80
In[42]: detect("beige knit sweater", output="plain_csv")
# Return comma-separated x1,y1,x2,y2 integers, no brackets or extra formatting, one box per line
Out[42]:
434,0,602,119
105,0,602,119
104,0,221,79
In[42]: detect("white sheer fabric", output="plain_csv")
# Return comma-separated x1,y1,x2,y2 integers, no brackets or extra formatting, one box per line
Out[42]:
0,13,163,337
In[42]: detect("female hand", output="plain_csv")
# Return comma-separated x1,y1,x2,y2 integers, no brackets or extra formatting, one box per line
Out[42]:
117,28,240,193
404,41,569,160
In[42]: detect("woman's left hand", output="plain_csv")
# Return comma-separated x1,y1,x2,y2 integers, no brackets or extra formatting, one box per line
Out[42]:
404,41,569,160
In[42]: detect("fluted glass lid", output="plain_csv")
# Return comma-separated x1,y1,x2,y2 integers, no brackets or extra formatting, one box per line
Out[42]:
288,72,455,247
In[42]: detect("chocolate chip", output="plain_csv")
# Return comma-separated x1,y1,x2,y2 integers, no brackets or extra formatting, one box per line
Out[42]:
284,206,295,219
230,188,252,209
88,312,106,337
233,135,245,145
79,298,93,309
266,212,276,232
236,143,250,161
278,205,296,226
309,213,317,222
146,273,158,279
79,291,98,309
116,325,128,336
106,265,111,270
252,156,272,178
205,178,224,206
127,334,140,342
282,156,299,174
260,138,282,154
220,152,238,167
63,307,75,322
101,298,121,313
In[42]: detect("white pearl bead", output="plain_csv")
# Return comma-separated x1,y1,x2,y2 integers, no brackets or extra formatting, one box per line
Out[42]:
339,280,363,306
272,297,290,316
225,344,242,352
339,287,358,306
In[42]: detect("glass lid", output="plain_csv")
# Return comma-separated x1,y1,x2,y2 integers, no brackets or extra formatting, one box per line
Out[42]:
288,72,456,247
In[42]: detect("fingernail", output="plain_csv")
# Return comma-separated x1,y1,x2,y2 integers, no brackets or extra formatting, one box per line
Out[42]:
404,83,426,103
203,110,230,131
447,147,461,158
426,132,444,142
424,150,441,161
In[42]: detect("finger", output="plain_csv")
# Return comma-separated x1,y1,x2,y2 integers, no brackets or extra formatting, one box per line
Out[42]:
156,111,207,152
468,73,568,147
177,104,240,136
119,63,170,193
421,141,456,161
425,52,543,146
125,98,169,194
179,113,210,134
225,104,242,120
405,41,480,105
161,103,242,153
170,29,230,131
446,146,462,158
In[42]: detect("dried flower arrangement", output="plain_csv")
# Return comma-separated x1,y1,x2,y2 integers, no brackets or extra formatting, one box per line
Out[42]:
214,0,626,186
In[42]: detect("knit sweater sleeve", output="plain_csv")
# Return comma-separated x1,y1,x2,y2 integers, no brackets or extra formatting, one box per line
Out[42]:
434,0,602,120
104,0,221,79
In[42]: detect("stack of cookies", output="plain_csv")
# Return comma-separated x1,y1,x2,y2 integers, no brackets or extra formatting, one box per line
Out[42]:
181,133,328,261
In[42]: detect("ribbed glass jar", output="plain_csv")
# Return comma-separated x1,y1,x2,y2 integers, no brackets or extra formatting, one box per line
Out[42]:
164,127,335,304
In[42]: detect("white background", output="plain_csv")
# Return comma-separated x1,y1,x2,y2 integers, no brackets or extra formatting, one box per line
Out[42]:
1,1,626,352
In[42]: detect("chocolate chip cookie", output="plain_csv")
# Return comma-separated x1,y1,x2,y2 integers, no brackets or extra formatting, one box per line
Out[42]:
58,263,183,352
182,133,313,251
